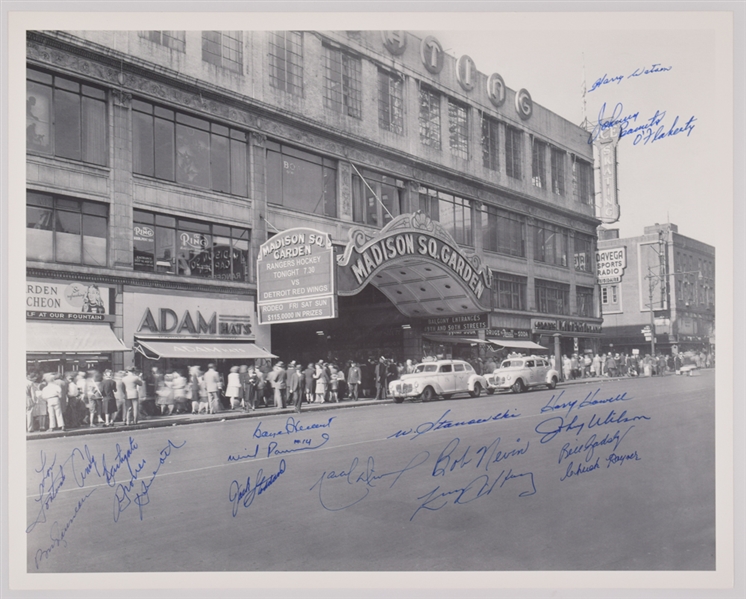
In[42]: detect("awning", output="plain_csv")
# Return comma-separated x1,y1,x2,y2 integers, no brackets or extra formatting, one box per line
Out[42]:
422,334,490,346
133,338,276,360
486,339,548,351
27,322,129,353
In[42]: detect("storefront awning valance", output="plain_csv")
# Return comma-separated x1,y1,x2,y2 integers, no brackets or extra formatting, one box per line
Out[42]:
487,339,548,351
423,334,490,346
133,338,276,360
27,322,129,353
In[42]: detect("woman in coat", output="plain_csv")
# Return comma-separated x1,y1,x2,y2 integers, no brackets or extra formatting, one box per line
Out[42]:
226,366,242,410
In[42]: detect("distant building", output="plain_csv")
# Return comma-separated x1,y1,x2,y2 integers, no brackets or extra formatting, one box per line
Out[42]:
596,223,715,355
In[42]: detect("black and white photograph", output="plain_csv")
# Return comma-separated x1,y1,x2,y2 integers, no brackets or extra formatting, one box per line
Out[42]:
3,5,741,597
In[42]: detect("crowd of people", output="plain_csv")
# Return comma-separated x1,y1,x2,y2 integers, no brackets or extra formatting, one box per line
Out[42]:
25,349,715,433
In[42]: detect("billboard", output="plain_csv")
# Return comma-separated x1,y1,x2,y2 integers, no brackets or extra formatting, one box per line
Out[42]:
594,124,621,224
596,247,627,284
26,279,114,322
256,228,337,325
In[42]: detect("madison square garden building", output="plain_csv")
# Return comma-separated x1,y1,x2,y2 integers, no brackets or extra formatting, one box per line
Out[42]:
25,29,605,373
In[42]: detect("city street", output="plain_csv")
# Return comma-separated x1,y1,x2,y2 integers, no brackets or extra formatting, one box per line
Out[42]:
26,372,715,572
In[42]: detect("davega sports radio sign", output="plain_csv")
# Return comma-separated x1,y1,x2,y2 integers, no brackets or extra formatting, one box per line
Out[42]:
256,228,337,325
596,247,627,284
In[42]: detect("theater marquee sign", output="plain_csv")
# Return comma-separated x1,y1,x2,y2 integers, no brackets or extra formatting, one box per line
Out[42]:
337,212,492,318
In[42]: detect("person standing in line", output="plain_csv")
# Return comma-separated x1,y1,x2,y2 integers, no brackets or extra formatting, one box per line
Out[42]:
562,355,572,381
122,367,144,425
100,370,118,427
188,366,201,414
268,361,287,409
313,362,327,403
244,365,259,411
26,372,39,433
41,373,65,432
375,357,387,400
303,363,315,404
226,366,243,410
288,363,303,413
238,365,249,410
329,363,339,403
336,365,346,400
203,363,222,414
347,362,361,401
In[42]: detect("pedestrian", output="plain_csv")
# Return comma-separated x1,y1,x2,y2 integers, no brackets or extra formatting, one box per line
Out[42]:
303,363,315,404
100,370,118,427
238,365,249,409
85,370,104,426
268,361,287,409
347,362,361,401
142,366,161,417
41,373,66,432
226,365,243,410
583,354,592,378
26,372,39,433
188,366,202,414
122,367,144,425
288,363,303,413
314,361,327,403
329,363,340,403
336,365,346,400
172,371,189,413
244,365,259,411
113,370,126,423
375,357,387,400
204,363,222,414
562,355,572,381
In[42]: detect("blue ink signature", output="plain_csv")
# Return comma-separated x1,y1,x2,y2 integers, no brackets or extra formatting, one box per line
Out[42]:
606,451,641,467
541,388,633,417
411,469,536,521
623,113,697,146
229,459,286,517
253,416,335,440
589,102,640,143
588,64,672,93
558,426,635,465
113,439,186,522
535,410,651,445
267,433,329,458
310,452,430,512
227,445,260,463
432,436,530,478
101,437,140,487
560,458,601,481
387,408,520,441
34,489,96,569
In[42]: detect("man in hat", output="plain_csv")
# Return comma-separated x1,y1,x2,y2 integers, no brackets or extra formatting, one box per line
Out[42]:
288,363,303,413
203,363,221,414
347,362,361,401
375,357,387,400
267,361,287,409
122,367,144,425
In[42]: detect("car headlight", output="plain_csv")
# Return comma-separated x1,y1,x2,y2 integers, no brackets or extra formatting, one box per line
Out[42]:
505,375,512,381
413,381,420,389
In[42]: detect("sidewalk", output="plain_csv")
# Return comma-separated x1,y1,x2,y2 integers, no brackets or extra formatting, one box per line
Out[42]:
27,371,699,441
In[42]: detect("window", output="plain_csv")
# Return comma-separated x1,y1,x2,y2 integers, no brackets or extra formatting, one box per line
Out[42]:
574,234,594,272
132,99,248,197
448,99,469,160
133,210,250,281
481,204,525,257
267,141,337,218
535,280,570,315
27,68,107,165
491,272,526,311
505,126,522,179
202,32,243,73
577,286,595,317
453,363,464,372
531,138,546,189
481,116,499,171
377,69,404,135
418,186,473,246
323,46,362,119
601,284,619,306
27,191,107,266
534,221,568,267
550,147,566,195
574,158,594,204
439,364,452,373
269,31,303,96
351,170,403,227
419,86,441,149
139,31,186,52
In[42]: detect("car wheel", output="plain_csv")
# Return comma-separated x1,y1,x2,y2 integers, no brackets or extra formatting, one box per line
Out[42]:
470,383,482,398
547,377,557,390
421,387,436,402
393,396,404,404
486,388,495,395
512,379,525,393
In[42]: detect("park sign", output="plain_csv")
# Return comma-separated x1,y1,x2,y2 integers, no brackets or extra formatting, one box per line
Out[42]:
256,228,337,325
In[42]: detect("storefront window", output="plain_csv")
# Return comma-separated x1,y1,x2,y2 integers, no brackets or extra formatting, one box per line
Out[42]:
535,279,569,315
266,141,337,218
132,99,248,197
534,221,568,267
418,185,473,246
351,170,403,227
133,210,250,281
27,68,107,166
481,204,526,257
27,191,108,266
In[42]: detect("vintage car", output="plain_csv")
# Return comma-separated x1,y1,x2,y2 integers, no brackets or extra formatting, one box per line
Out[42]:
388,359,491,403
484,356,559,393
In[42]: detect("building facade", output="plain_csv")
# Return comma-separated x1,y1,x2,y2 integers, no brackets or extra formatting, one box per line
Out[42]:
26,29,603,373
596,223,715,355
